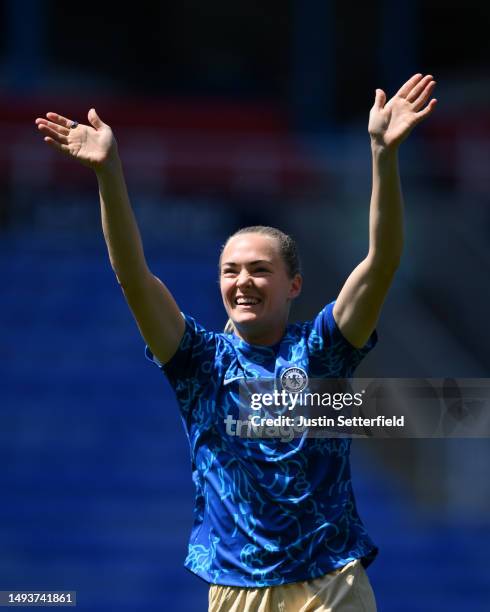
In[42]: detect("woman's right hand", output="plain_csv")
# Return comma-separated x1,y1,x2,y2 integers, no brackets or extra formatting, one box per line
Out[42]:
35,108,118,171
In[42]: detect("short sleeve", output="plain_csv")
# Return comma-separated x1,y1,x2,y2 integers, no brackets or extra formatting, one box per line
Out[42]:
312,300,378,376
144,313,217,392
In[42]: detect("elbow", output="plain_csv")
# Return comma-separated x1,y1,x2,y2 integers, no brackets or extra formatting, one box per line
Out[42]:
113,264,152,293
366,252,401,278
113,269,131,291
387,256,401,275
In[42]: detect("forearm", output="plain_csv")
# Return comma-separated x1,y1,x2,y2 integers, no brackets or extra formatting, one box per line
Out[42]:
95,156,149,289
367,143,404,268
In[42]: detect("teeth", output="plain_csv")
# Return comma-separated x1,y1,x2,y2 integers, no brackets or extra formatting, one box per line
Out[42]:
236,297,260,305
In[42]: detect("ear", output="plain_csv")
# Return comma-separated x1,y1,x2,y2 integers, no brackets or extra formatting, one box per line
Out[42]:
288,274,303,300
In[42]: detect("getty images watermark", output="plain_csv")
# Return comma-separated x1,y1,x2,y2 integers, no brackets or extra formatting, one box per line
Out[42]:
223,368,490,440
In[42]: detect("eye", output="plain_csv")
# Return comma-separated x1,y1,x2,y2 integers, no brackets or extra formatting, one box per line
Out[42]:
222,268,237,276
253,267,271,274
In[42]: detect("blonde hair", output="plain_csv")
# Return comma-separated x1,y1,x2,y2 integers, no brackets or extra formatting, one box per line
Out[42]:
224,319,235,334
220,226,301,334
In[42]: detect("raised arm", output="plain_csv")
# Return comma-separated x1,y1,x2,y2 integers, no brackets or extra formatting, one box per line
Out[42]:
333,73,437,348
35,109,184,363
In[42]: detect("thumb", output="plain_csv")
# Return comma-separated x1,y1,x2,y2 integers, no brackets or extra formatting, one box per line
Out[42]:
87,107,104,129
374,88,386,109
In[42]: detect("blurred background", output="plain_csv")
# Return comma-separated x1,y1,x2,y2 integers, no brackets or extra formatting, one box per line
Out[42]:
1,0,489,610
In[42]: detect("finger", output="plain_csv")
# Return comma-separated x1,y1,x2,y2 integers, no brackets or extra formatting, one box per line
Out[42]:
45,112,75,129
406,74,433,102
42,136,72,155
37,123,69,144
35,118,70,137
373,88,387,109
412,80,436,111
397,73,423,98
415,98,438,123
88,108,105,130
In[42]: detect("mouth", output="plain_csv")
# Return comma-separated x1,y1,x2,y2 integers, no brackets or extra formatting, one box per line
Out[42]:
234,295,261,307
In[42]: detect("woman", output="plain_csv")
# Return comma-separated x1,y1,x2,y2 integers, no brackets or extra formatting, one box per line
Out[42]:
35,73,436,611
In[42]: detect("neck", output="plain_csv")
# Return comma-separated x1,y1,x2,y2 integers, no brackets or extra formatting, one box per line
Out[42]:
233,323,287,346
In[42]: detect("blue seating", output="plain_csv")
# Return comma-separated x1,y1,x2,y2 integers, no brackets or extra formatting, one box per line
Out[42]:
0,231,488,611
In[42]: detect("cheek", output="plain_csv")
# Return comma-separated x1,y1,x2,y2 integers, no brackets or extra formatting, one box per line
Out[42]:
220,280,232,300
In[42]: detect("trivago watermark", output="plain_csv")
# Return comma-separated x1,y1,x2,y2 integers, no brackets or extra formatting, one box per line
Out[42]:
224,372,490,440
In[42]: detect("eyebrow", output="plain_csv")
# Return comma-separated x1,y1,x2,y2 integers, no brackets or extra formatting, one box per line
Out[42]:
221,259,273,267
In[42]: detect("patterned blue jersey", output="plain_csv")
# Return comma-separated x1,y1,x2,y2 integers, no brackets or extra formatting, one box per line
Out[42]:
145,300,378,586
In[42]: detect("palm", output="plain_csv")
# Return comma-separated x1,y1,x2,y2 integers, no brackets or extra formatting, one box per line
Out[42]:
368,74,437,148
35,110,117,169
68,124,114,166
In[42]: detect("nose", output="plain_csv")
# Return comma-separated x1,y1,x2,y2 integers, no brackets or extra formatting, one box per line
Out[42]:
236,269,253,287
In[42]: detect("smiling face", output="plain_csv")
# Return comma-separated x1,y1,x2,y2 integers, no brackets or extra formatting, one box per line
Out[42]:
219,233,302,345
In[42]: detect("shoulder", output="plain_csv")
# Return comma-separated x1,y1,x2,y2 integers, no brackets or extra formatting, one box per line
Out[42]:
181,313,216,346
292,301,377,370
147,313,225,376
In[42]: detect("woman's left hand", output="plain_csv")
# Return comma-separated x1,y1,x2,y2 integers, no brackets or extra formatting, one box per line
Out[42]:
368,73,437,150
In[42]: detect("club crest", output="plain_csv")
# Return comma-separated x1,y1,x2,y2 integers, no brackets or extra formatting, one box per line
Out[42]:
280,366,308,393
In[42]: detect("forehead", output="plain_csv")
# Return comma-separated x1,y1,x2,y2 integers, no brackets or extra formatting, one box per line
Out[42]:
221,233,280,264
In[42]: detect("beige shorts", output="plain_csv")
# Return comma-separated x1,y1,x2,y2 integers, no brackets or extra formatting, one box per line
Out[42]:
208,559,377,612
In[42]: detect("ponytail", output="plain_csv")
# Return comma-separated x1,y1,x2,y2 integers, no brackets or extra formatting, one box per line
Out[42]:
224,318,235,334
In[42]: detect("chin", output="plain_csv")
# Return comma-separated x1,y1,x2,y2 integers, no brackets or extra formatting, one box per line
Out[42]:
232,314,263,332
234,316,259,328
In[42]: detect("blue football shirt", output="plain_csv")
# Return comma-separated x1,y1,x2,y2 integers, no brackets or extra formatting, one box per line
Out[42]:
145,300,378,586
